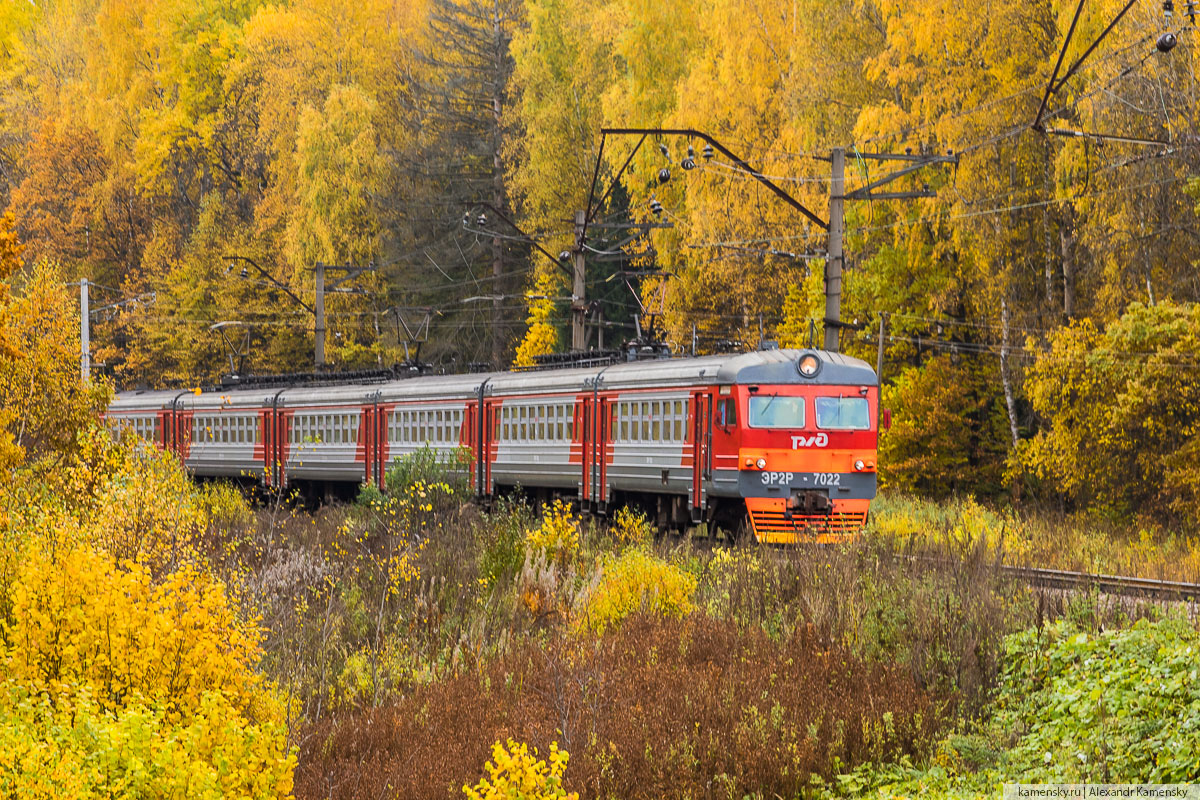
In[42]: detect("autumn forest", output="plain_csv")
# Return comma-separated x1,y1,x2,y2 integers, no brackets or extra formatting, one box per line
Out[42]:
2,0,1200,797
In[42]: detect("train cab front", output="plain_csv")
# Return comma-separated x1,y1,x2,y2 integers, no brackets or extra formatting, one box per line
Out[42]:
729,350,879,543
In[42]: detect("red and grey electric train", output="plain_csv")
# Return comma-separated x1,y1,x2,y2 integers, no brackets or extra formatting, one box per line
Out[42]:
107,349,880,542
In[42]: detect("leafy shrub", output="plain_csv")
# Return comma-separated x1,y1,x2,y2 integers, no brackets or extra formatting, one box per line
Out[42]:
0,686,295,799
609,505,653,547
835,615,1200,797
477,498,533,588
0,542,294,798
525,498,579,564
462,739,577,800
996,616,1200,783
5,542,275,724
575,548,696,634
384,444,471,497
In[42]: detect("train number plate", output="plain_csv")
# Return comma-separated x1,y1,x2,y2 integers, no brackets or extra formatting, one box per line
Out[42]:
760,471,795,485
813,472,841,486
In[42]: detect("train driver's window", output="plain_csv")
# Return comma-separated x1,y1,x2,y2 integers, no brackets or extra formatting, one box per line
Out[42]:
748,396,805,429
814,396,870,430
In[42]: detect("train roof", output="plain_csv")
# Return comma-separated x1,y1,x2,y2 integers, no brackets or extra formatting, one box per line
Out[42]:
109,349,876,412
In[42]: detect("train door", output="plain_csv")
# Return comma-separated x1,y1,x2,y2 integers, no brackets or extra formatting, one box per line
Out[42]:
361,405,376,486
579,398,591,506
582,395,610,510
258,408,272,486
690,390,713,519
156,410,171,450
273,411,290,489
465,402,476,494
595,396,612,511
479,399,498,500
375,403,391,488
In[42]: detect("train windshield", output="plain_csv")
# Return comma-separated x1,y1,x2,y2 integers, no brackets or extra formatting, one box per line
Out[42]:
814,396,870,430
748,395,805,429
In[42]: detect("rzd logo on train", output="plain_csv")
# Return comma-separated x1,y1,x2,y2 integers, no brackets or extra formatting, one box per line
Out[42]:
790,433,828,449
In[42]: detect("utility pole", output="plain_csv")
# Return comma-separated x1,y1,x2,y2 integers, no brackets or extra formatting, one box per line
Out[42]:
80,279,90,380
314,263,326,368
309,262,375,369
825,149,845,352
572,210,587,350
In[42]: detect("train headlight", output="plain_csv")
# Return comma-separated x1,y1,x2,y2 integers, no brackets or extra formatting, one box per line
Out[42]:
756,457,767,470
797,353,821,378
854,459,865,471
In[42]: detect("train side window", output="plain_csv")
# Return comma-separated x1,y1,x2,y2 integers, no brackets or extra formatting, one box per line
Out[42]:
567,408,574,440
640,402,649,441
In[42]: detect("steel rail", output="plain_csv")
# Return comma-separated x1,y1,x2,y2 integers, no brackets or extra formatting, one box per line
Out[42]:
999,564,1200,601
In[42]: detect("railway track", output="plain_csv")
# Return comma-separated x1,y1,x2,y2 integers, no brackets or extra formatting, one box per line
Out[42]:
1000,564,1200,602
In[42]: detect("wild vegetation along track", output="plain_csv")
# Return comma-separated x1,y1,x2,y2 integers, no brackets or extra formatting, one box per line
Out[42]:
998,564,1200,602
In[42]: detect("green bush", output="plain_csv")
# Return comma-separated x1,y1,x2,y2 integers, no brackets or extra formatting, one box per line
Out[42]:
834,615,1200,797
385,444,471,497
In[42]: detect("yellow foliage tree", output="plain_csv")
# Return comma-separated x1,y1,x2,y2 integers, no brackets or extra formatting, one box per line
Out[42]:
513,292,560,367
0,257,110,473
